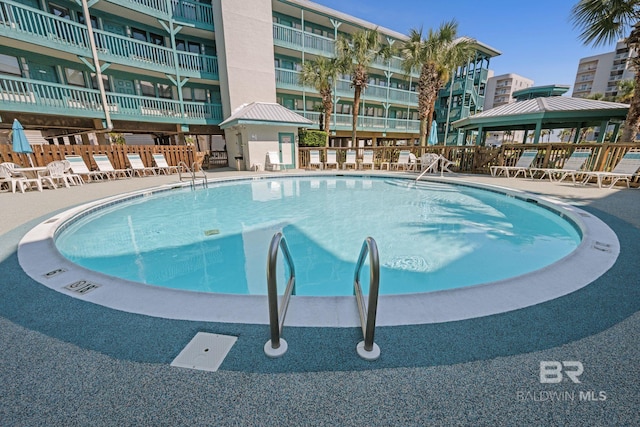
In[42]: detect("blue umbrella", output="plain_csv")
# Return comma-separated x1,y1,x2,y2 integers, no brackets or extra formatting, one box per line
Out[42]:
12,119,34,166
428,120,439,145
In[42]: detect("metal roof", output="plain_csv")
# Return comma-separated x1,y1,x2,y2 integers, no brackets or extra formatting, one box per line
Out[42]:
219,102,313,129
453,97,629,130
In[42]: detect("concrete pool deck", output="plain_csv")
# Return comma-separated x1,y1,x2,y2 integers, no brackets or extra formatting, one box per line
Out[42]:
1,169,639,425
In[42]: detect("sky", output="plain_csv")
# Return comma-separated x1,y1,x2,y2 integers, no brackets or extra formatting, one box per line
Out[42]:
311,0,620,92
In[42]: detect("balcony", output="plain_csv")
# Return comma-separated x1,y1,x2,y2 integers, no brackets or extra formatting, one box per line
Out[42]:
104,0,213,29
0,74,222,124
0,0,217,79
272,23,415,76
275,68,418,106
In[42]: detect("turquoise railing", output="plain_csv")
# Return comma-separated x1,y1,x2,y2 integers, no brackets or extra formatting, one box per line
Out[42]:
176,52,219,78
275,69,418,106
293,110,419,133
110,0,213,27
0,75,222,123
0,0,90,51
93,29,174,69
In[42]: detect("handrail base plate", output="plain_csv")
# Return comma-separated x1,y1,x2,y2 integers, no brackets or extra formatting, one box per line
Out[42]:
264,338,288,358
356,341,380,361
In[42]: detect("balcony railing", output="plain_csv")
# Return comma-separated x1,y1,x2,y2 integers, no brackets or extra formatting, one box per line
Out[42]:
0,74,222,123
275,68,418,106
0,0,218,78
295,110,419,133
108,0,213,27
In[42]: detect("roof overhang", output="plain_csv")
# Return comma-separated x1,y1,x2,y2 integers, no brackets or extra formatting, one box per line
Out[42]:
219,102,313,130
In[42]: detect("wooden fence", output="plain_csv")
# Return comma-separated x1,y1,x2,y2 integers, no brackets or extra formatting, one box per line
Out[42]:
298,143,640,183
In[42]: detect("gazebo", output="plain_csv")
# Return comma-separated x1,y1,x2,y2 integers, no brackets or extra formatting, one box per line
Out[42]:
452,96,629,145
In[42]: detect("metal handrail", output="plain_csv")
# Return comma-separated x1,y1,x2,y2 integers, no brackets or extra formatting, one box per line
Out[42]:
177,160,207,189
353,237,381,360
264,232,296,357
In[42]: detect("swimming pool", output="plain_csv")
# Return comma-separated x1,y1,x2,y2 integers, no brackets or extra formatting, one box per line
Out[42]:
18,173,619,326
54,177,580,296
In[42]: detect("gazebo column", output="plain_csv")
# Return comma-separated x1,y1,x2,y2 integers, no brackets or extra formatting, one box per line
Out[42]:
597,120,609,142
533,121,542,144
612,122,622,142
477,125,484,145
573,124,583,143
522,129,528,143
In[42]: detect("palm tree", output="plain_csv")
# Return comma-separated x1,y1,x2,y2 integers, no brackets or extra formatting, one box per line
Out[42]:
616,79,635,103
571,1,640,142
400,21,474,146
299,57,340,146
336,28,389,148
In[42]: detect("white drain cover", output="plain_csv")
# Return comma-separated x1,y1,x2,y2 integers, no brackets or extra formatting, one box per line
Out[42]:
171,332,237,372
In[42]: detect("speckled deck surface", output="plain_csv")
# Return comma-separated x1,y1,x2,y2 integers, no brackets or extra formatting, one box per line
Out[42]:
1,170,638,426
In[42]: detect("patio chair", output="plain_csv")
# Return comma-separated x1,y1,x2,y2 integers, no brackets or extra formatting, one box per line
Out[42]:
126,153,158,177
580,148,640,188
342,150,357,170
0,163,42,193
324,149,339,169
391,150,414,171
92,154,131,179
265,151,285,171
308,150,323,170
490,149,539,178
152,153,179,174
419,153,441,173
361,150,375,170
43,161,72,188
61,159,84,185
528,149,592,183
64,155,107,182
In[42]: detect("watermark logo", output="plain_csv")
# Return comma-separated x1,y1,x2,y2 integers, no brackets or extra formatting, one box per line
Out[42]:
515,361,607,402
540,361,583,384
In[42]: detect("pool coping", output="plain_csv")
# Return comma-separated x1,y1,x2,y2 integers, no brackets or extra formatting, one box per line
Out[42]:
17,173,620,327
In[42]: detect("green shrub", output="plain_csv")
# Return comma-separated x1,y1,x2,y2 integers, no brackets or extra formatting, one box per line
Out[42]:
299,129,327,147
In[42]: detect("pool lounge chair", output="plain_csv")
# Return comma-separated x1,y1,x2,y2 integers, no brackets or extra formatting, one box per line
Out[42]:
528,148,592,183
64,155,108,182
391,150,414,171
126,153,158,177
92,154,131,179
308,150,323,170
324,149,338,169
0,163,42,192
265,151,285,171
60,159,84,185
361,150,375,170
580,148,640,188
490,149,538,178
152,153,179,174
342,150,357,170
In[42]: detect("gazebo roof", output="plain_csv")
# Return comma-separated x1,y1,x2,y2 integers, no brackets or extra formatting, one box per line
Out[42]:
220,102,313,129
453,97,629,132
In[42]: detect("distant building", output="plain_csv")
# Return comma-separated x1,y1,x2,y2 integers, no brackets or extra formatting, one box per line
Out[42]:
484,73,534,110
483,73,534,146
572,40,636,99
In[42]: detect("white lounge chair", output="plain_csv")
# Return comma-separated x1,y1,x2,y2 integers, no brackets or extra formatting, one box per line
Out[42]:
490,149,538,178
528,149,592,183
361,150,375,170
580,148,640,188
0,163,42,193
92,154,131,179
61,159,84,185
308,150,323,170
152,153,179,174
324,149,339,170
342,150,357,170
391,150,414,171
265,151,285,171
126,153,157,177
64,155,107,182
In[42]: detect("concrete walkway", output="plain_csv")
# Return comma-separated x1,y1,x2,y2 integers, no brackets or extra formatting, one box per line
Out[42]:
1,169,638,426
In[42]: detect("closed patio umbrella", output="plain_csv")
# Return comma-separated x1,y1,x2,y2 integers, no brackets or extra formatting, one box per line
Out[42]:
12,119,34,167
428,120,439,145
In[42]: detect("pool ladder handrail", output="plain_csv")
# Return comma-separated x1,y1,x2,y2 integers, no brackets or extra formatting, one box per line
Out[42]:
415,154,449,181
177,161,208,189
353,237,381,360
264,232,296,358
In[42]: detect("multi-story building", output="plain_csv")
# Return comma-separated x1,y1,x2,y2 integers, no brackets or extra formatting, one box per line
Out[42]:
484,73,534,110
572,40,636,99
0,0,499,165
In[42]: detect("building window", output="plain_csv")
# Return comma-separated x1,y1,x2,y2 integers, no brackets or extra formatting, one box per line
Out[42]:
0,54,21,76
140,80,155,97
131,28,147,42
158,83,172,99
64,68,85,87
90,73,110,91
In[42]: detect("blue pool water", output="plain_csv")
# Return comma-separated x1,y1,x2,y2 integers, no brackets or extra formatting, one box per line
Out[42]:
55,177,581,296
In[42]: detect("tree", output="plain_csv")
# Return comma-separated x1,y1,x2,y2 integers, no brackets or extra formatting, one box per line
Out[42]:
616,79,635,103
299,57,339,146
336,28,389,149
571,1,640,142
400,21,474,146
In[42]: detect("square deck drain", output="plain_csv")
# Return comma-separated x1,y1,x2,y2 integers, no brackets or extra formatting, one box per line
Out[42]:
171,332,237,372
